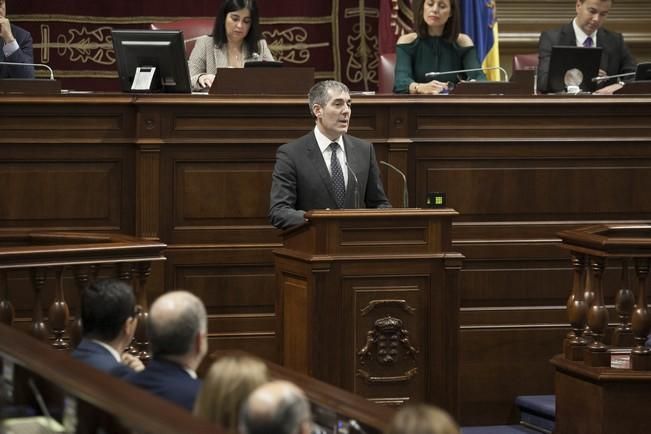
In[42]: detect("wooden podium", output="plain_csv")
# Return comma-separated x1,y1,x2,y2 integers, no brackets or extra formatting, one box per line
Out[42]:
273,208,464,415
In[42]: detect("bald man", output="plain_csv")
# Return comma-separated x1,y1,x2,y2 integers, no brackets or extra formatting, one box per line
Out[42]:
240,380,312,434
126,290,208,411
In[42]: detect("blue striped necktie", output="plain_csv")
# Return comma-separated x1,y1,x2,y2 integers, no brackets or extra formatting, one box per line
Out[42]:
583,36,593,48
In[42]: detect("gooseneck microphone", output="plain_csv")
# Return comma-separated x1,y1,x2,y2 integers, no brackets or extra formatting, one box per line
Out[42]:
379,160,408,208
345,161,361,209
426,65,509,82
0,60,55,79
591,71,635,83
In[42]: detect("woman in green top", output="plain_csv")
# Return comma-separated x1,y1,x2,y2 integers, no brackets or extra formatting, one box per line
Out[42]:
393,0,486,94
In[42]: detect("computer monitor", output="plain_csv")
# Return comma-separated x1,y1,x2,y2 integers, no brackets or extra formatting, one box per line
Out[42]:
635,62,651,81
548,45,602,93
111,29,191,93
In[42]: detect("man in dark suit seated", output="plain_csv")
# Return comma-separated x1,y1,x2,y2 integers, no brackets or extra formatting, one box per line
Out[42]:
126,290,207,411
240,381,312,434
0,0,34,78
269,80,391,230
72,279,144,378
536,0,636,94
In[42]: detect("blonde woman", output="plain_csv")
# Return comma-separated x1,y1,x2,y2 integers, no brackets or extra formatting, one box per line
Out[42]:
194,355,269,432
386,404,460,434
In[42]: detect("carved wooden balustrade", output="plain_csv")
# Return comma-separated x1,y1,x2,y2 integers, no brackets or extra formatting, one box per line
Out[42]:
558,224,651,370
0,232,166,355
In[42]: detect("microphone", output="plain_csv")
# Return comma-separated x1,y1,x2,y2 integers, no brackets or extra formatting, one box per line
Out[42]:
0,60,55,79
426,66,509,82
345,161,361,209
379,160,408,208
591,71,635,83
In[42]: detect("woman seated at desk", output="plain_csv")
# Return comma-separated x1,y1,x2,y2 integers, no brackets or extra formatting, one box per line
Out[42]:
188,0,274,91
393,0,485,95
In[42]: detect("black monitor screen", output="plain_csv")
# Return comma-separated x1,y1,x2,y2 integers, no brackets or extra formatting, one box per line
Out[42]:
111,29,191,93
548,45,602,93
635,63,651,81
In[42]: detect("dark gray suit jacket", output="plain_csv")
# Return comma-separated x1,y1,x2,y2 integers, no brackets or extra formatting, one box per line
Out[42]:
537,22,636,93
0,24,34,78
269,131,391,230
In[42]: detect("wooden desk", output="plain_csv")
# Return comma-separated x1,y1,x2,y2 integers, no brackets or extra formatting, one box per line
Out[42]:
2,93,651,425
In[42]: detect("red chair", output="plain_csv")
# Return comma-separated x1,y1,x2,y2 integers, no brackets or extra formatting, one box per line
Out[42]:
512,53,539,71
150,19,214,59
378,52,396,93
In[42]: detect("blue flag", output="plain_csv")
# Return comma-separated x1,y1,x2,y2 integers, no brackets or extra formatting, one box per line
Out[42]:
459,0,501,80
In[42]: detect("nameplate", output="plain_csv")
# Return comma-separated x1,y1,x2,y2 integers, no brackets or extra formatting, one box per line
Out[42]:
0,79,62,95
614,80,651,95
451,80,532,96
210,67,314,95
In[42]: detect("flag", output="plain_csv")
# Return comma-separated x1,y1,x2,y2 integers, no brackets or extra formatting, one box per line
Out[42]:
459,0,501,81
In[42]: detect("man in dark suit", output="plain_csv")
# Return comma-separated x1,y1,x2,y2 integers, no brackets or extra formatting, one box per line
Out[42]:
72,279,144,378
0,0,34,78
269,80,391,230
125,290,207,411
537,0,636,94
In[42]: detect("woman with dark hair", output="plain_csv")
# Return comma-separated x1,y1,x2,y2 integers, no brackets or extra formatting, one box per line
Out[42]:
393,0,485,94
189,0,274,90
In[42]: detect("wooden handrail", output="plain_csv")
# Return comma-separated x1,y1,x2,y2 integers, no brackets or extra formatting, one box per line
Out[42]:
558,224,651,370
209,350,395,433
0,323,221,434
0,231,166,354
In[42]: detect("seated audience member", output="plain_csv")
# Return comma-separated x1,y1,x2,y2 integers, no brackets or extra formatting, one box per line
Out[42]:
386,404,459,434
126,290,208,411
393,0,485,95
537,0,636,94
188,0,274,91
0,0,34,78
194,355,269,432
239,380,312,434
72,279,144,378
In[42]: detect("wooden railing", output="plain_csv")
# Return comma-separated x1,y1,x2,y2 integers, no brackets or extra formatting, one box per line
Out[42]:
558,224,651,370
0,232,166,355
1,324,393,434
0,322,221,434
545,225,651,433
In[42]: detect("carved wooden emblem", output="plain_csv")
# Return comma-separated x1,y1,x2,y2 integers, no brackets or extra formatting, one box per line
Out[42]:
358,315,418,366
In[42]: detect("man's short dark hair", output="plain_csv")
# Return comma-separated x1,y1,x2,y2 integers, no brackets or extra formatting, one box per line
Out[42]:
81,279,135,342
149,293,205,357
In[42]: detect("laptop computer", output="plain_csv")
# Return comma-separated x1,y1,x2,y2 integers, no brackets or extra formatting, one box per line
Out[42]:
635,62,651,81
243,60,283,68
548,45,603,93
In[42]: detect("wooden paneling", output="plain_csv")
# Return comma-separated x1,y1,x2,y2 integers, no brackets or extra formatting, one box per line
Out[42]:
3,94,651,426
165,247,279,363
0,145,134,233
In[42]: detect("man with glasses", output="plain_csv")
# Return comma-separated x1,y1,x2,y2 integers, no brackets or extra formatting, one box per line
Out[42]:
72,279,144,378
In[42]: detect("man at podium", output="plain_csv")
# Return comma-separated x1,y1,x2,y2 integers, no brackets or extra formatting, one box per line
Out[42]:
269,80,390,230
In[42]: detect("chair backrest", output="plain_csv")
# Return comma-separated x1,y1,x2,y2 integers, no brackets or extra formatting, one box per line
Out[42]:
378,52,396,93
512,53,539,71
150,19,214,59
